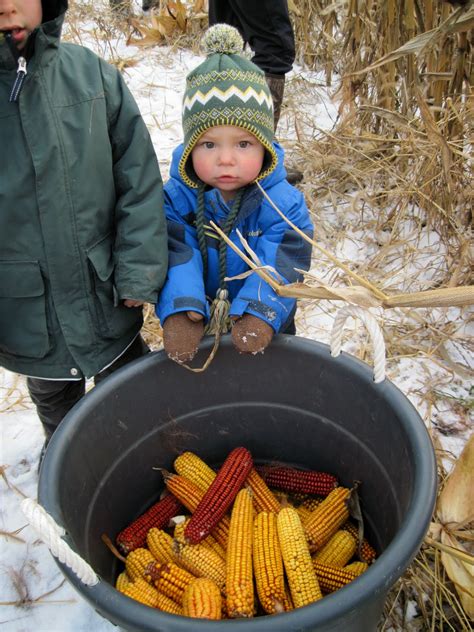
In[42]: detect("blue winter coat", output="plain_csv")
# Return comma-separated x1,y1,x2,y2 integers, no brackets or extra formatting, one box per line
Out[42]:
157,142,313,333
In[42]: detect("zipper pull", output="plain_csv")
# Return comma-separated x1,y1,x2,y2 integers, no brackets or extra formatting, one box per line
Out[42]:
9,56,27,103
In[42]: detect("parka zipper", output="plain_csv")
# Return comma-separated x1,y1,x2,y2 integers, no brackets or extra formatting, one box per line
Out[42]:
4,31,27,103
9,56,27,102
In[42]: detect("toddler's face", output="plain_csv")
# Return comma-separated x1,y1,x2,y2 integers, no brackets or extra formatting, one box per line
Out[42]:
0,0,43,50
191,126,265,202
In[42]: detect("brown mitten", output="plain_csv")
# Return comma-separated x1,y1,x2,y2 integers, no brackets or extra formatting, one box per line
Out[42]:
231,314,274,355
163,312,204,364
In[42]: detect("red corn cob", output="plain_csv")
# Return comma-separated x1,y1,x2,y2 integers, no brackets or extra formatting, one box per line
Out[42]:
184,446,253,544
255,465,338,496
116,493,183,555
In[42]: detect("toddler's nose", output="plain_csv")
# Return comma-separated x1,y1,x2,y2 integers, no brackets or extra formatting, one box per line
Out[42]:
218,148,235,165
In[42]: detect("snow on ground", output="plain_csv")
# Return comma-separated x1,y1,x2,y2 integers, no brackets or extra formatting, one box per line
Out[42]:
1,5,472,631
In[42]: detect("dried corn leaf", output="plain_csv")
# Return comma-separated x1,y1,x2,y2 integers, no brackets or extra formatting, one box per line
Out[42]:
168,0,187,32
437,434,474,619
348,5,474,76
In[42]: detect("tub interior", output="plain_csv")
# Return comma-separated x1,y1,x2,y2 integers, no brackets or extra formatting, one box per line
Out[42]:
44,336,418,583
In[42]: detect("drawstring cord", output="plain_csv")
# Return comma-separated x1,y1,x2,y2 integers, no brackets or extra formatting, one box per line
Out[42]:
182,186,245,372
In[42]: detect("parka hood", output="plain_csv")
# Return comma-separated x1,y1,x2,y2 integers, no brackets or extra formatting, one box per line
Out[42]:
169,140,289,194
42,0,68,24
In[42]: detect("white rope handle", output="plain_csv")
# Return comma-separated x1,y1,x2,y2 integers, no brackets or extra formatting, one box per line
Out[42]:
21,497,99,586
330,305,386,383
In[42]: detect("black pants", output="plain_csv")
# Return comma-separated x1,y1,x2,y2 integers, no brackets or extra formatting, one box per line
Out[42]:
27,335,149,441
209,0,295,75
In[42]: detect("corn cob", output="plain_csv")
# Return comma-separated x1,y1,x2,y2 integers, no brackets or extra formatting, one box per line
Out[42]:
120,577,160,608
125,547,156,581
277,506,323,608
174,451,216,491
226,488,255,618
312,561,358,593
184,446,253,545
183,578,222,620
163,472,230,548
173,540,226,592
146,528,175,564
304,487,351,550
300,497,323,512
341,522,377,563
296,505,313,523
312,530,356,567
246,469,281,513
282,585,294,612
115,571,131,592
122,577,184,614
146,561,196,604
344,561,368,576
253,511,288,614
116,493,182,554
256,465,338,496
174,519,226,560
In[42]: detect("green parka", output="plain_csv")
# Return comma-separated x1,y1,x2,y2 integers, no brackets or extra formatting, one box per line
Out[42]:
0,0,167,379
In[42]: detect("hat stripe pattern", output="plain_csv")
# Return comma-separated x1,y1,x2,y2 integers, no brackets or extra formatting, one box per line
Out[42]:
183,86,274,112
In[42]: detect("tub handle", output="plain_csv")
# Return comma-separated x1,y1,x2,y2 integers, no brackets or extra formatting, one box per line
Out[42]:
330,305,386,383
21,497,99,586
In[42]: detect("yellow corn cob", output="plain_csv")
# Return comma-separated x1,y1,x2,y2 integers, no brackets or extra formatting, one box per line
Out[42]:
226,488,255,618
312,561,358,593
174,519,226,560
301,497,323,512
304,487,351,550
296,505,313,523
163,472,230,548
183,578,222,620
312,530,356,567
115,571,130,592
246,469,281,513
344,561,368,576
253,511,288,614
277,506,323,608
174,451,216,491
121,577,159,608
155,591,184,615
174,540,226,592
146,528,175,564
282,585,294,612
125,547,156,581
341,522,377,563
146,561,196,604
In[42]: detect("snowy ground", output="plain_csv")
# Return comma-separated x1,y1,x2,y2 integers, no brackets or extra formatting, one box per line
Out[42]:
0,4,472,631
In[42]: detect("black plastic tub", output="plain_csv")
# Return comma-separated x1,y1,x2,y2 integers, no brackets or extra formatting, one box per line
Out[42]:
38,335,437,632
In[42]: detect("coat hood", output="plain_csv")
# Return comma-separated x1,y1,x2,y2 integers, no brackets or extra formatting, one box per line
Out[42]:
42,0,68,24
168,139,288,194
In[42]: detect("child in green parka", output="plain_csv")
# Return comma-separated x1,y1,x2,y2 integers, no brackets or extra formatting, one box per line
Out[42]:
0,0,168,443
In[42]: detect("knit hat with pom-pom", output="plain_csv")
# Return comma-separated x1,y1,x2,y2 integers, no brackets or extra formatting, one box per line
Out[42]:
179,24,277,188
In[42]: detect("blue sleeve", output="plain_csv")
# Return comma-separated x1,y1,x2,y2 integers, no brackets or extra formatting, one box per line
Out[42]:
229,185,313,332
156,181,210,324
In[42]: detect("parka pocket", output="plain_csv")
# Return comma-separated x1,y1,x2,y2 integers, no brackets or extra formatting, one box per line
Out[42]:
0,261,51,358
86,235,140,339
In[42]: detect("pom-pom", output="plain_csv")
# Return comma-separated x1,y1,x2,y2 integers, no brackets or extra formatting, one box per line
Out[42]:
201,24,244,56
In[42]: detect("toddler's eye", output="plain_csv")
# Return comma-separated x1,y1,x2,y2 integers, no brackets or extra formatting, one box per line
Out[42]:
239,141,250,148
203,141,214,149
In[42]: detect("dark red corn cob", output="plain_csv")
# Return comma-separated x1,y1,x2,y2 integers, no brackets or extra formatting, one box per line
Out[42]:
116,493,183,554
184,446,253,544
255,464,338,496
